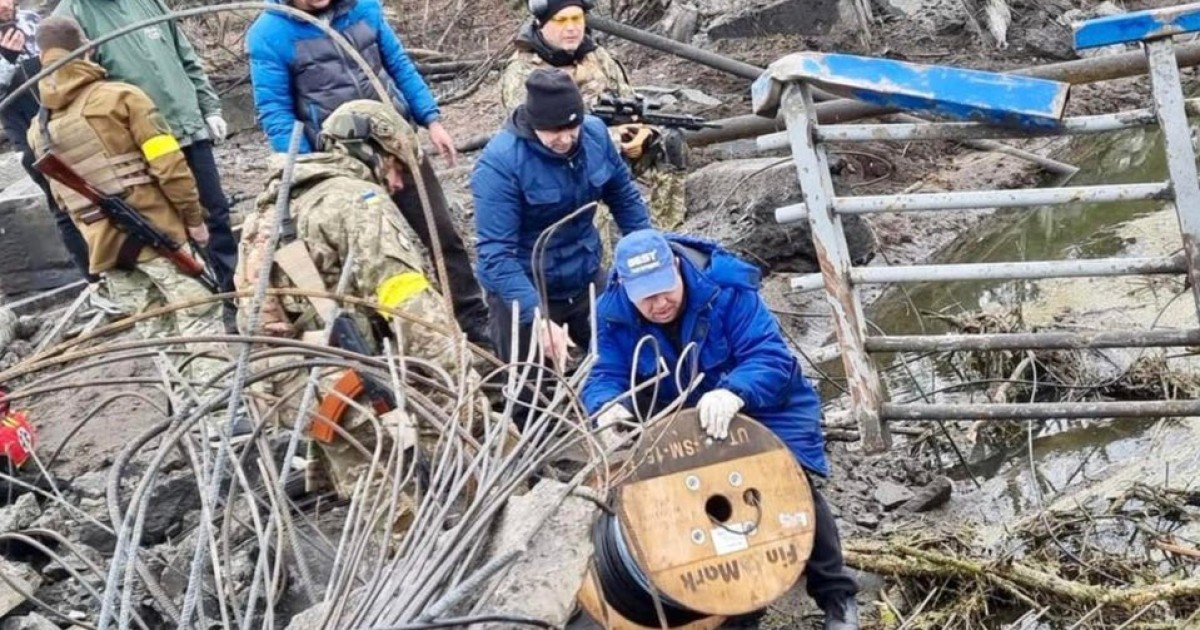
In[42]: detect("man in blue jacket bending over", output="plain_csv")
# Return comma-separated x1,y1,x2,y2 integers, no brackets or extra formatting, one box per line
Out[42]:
582,229,860,629
472,69,650,368
246,0,492,349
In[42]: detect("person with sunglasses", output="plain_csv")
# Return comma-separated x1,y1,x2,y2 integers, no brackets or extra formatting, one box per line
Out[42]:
500,0,689,253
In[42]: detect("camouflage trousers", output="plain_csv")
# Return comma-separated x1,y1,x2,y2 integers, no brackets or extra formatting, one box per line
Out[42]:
263,288,491,499
595,166,687,268
105,256,226,389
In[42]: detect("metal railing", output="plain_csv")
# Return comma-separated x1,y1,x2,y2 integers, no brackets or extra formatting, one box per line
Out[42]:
757,4,1200,452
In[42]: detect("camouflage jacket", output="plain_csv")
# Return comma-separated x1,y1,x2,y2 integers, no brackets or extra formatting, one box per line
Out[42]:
236,152,428,335
499,36,634,111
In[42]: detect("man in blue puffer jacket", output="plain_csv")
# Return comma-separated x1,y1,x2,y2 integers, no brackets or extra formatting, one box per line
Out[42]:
472,69,650,366
247,0,493,349
582,229,860,629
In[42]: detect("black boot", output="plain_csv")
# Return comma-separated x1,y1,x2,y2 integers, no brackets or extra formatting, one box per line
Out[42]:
822,596,859,630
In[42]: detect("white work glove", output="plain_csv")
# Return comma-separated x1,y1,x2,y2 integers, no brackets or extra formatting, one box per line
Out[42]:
205,114,228,145
697,389,744,440
596,404,633,430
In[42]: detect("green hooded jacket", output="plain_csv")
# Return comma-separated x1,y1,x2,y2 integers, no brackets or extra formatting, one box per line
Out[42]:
53,0,221,143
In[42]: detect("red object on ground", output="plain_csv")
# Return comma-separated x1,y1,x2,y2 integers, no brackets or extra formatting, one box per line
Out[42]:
0,410,36,468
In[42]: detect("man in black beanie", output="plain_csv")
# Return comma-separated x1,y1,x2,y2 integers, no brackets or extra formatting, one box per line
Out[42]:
472,68,650,389
500,0,691,243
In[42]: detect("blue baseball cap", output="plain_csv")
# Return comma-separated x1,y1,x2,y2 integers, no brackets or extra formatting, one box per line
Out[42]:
614,229,679,302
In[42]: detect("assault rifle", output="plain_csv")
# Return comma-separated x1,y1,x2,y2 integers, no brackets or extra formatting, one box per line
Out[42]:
592,94,720,131
34,152,219,293
310,313,396,443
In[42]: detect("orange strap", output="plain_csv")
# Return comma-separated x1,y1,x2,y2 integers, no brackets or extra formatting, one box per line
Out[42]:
311,371,366,443
310,371,393,443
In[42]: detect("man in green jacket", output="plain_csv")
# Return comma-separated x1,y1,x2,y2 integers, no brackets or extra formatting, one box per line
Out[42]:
54,0,239,329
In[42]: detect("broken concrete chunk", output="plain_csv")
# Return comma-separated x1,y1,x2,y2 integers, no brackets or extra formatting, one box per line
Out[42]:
661,2,701,43
706,0,855,40
43,542,105,582
0,613,59,630
0,560,43,618
0,180,82,297
0,308,17,356
898,476,954,514
854,513,880,530
684,158,877,273
0,493,41,533
69,471,109,501
476,481,600,628
677,87,722,107
873,481,915,511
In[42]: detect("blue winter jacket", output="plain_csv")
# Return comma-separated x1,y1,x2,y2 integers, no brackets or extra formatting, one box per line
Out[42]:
472,109,651,324
246,0,440,153
582,235,829,476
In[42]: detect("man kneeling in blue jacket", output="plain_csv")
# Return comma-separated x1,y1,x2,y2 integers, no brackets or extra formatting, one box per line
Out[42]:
582,229,860,629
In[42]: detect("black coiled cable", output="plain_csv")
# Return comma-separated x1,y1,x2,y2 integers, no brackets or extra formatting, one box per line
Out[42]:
591,512,708,627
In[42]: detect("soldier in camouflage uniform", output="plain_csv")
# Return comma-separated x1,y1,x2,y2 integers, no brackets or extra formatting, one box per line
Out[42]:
236,100,483,497
499,0,687,257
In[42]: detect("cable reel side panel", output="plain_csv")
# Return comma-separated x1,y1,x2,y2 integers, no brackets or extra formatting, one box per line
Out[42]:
616,411,816,615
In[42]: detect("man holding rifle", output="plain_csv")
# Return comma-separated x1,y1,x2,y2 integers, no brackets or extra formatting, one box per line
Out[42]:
28,16,225,386
500,0,691,233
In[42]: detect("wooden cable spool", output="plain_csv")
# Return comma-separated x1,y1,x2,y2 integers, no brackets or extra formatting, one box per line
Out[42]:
578,409,815,628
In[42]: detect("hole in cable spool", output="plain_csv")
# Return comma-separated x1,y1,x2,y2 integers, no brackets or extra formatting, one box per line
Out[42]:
743,488,762,507
705,494,733,523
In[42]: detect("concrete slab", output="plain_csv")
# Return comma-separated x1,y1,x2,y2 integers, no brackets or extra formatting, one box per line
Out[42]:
0,176,81,298
706,0,853,40
0,153,25,191
0,559,42,618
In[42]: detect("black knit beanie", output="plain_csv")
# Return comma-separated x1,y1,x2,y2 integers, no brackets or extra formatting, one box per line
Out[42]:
532,0,589,23
524,69,586,131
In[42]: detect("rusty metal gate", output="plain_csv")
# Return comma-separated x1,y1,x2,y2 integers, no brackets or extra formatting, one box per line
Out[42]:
752,4,1200,452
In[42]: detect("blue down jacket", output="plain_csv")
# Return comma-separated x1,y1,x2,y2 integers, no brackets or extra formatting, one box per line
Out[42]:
582,234,829,476
247,0,439,152
472,109,650,324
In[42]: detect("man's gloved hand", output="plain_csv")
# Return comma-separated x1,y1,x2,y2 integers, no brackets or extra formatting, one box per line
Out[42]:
698,389,744,440
596,404,633,430
205,114,228,145
614,124,654,160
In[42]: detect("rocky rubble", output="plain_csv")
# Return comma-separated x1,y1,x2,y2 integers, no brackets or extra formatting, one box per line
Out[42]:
683,158,878,273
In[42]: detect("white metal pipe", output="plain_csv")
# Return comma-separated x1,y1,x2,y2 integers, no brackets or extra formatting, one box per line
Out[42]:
775,182,1171,223
756,99,1200,149
790,255,1183,290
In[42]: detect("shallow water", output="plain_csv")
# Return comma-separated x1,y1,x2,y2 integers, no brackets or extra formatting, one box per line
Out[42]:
846,125,1200,524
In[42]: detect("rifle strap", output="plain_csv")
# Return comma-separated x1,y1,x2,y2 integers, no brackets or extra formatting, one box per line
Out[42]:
274,240,340,324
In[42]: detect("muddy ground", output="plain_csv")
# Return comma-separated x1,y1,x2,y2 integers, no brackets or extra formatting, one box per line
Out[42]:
2,0,1197,627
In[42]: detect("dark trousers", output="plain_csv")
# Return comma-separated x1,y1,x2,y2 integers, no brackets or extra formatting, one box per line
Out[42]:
181,141,237,293
486,274,603,428
486,274,602,365
391,157,490,343
18,146,94,281
807,481,859,609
